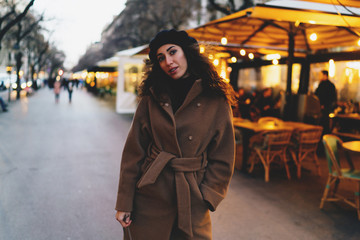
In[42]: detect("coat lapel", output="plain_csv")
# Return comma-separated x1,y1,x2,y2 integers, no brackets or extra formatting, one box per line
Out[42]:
175,79,202,115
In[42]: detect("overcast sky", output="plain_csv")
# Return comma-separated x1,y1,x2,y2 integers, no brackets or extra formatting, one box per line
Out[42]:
33,0,126,69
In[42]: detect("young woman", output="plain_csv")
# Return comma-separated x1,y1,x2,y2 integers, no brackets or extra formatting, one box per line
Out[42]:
115,29,235,240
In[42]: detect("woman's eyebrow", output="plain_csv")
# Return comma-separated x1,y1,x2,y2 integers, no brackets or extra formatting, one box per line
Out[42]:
166,46,175,52
157,46,176,57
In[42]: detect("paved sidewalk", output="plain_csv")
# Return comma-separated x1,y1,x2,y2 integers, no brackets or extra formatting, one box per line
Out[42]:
0,88,359,240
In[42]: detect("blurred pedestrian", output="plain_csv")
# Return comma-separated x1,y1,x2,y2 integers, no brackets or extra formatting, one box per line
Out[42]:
115,29,235,240
54,80,61,103
315,70,337,133
67,80,73,103
0,96,8,112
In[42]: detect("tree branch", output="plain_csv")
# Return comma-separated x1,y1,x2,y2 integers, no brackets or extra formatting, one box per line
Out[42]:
0,0,34,48
208,0,230,15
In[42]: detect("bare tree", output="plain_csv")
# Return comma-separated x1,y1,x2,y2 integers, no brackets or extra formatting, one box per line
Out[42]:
5,11,43,99
73,0,199,71
0,0,34,50
45,45,65,83
72,42,104,72
24,29,49,89
208,0,254,15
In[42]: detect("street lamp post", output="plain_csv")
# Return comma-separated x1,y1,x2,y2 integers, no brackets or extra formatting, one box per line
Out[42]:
6,66,12,102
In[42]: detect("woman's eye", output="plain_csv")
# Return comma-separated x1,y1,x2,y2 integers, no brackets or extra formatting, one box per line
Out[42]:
158,56,164,62
170,49,177,55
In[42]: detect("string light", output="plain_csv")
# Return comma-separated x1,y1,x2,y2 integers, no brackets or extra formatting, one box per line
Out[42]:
248,53,254,59
213,59,219,66
240,49,246,56
231,57,237,63
265,54,281,60
221,37,228,45
310,33,317,41
272,59,279,65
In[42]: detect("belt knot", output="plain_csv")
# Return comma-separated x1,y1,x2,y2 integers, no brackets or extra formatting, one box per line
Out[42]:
137,146,207,237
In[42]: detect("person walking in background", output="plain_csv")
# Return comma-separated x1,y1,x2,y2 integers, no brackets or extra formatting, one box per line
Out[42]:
67,80,73,103
0,96,8,112
315,70,337,133
54,79,61,103
115,29,235,240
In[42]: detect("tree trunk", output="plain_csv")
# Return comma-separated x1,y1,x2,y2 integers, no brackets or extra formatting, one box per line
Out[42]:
15,51,23,99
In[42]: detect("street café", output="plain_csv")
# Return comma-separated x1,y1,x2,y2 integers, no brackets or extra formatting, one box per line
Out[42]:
186,2,360,108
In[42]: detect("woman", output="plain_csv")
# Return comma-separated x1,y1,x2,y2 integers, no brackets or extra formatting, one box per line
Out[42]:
115,29,235,240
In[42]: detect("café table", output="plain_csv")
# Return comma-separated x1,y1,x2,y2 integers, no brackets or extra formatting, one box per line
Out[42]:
342,141,360,170
233,117,317,172
342,141,360,153
330,113,360,140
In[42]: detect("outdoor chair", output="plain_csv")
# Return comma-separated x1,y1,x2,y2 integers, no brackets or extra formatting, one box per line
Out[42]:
289,126,323,178
320,134,360,220
248,129,293,182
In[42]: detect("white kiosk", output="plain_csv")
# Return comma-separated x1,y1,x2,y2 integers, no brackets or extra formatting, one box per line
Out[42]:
115,45,148,114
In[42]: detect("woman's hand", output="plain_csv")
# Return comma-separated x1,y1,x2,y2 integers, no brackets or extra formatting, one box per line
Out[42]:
115,211,132,228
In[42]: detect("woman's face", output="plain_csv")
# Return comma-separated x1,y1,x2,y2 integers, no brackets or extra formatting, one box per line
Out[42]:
156,44,189,80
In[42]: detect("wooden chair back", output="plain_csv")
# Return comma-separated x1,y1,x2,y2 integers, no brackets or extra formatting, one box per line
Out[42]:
262,129,293,153
322,134,343,176
295,126,323,152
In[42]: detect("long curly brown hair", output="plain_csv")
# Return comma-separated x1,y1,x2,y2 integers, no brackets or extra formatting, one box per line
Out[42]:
138,43,236,105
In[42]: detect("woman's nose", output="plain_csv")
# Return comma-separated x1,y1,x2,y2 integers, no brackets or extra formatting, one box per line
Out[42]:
165,56,173,65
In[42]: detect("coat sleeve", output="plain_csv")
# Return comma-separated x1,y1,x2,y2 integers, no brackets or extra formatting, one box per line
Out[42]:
200,99,235,211
115,97,151,212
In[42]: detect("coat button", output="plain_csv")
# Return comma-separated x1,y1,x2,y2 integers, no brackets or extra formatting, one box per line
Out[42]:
164,103,169,107
197,103,201,107
188,135,193,141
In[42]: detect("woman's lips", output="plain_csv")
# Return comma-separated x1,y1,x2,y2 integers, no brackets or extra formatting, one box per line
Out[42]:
169,67,178,75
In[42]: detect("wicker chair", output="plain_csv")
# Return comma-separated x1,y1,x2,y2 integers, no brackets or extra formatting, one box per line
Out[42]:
320,134,360,220
288,126,323,178
248,129,293,182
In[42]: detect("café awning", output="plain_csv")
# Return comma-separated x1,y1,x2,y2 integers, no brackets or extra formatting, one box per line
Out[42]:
187,4,360,56
298,0,360,8
187,3,360,94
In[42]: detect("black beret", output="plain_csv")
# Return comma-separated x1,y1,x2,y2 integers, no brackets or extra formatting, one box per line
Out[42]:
149,29,198,62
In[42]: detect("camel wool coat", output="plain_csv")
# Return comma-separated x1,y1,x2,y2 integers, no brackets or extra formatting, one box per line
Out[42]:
116,79,235,240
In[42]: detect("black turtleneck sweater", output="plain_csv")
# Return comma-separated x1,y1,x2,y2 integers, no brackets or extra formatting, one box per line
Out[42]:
166,75,197,113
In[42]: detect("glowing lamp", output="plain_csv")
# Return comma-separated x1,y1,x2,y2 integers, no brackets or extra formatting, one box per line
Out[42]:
310,33,317,41
6,66,12,73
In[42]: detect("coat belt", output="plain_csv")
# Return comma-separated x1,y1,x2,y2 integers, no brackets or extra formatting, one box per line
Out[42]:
137,146,207,237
